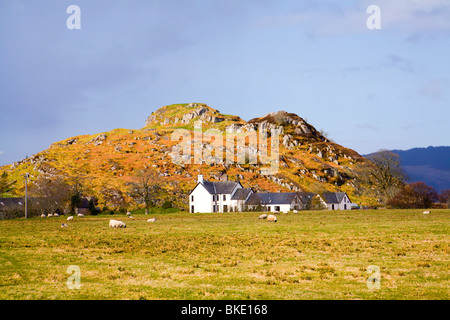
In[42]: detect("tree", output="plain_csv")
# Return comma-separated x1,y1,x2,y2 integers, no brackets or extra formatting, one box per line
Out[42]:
0,171,14,195
366,150,406,203
29,175,72,214
388,181,438,209
129,169,162,213
439,189,450,208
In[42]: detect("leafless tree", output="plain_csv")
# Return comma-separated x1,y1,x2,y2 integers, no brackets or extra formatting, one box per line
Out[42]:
129,169,162,213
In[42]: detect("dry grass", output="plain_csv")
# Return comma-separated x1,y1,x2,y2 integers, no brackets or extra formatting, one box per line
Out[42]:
0,209,448,300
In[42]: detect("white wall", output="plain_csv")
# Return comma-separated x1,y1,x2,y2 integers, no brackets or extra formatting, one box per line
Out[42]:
190,184,213,213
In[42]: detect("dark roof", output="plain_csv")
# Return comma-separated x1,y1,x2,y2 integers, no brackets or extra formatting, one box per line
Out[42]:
322,192,349,204
231,188,253,200
246,192,299,206
296,192,315,204
199,181,242,195
0,197,24,207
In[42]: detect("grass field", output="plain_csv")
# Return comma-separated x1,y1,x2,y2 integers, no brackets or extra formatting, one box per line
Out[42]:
0,209,448,300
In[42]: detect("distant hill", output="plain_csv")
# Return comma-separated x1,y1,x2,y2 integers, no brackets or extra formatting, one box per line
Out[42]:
366,146,450,192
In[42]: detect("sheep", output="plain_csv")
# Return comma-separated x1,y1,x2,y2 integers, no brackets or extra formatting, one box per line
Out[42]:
267,214,277,222
77,213,85,217
258,214,268,219
273,211,280,215
61,223,68,228
109,219,126,228
47,213,53,217
40,214,46,218
282,210,289,215
53,213,59,217
128,215,134,219
126,211,131,216
293,210,298,214
147,217,157,223
67,216,74,221
423,210,431,214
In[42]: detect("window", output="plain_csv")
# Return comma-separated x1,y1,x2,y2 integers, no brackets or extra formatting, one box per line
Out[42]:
191,205,194,213
223,205,227,212
332,204,335,210
223,195,226,201
191,195,194,202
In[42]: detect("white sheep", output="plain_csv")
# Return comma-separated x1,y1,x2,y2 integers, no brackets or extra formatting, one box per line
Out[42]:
109,219,126,228
78,213,85,217
126,211,131,216
423,210,431,214
67,216,74,221
258,214,268,219
47,213,53,217
40,214,46,218
273,211,280,215
128,215,134,219
53,213,59,217
147,217,157,223
282,210,289,215
293,210,298,214
267,214,277,222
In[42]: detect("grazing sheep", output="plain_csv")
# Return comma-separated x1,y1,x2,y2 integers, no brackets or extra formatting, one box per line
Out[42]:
126,211,131,216
293,210,298,214
282,211,289,215
258,214,268,219
47,213,53,217
67,216,74,221
273,211,280,215
61,223,68,228
267,214,277,222
109,219,126,228
40,214,46,218
423,210,431,214
128,215,134,219
77,213,84,217
147,217,157,223
53,213,59,217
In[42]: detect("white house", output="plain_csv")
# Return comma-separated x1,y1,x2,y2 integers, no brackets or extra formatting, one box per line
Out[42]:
245,192,303,213
189,175,243,213
321,192,353,210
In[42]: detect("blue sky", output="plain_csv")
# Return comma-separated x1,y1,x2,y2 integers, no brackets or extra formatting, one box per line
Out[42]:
1,0,449,166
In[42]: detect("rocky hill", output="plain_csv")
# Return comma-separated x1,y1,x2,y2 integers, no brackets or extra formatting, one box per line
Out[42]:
0,103,376,208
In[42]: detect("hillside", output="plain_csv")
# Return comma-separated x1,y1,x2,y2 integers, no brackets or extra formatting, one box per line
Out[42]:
0,103,376,208
391,146,450,192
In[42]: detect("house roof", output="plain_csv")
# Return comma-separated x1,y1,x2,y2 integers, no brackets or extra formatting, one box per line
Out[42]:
231,188,253,200
196,180,242,195
246,192,299,206
296,192,315,204
0,197,24,207
321,192,349,204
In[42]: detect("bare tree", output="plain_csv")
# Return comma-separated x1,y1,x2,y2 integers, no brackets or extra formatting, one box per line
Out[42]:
29,175,72,214
366,150,406,203
129,169,162,213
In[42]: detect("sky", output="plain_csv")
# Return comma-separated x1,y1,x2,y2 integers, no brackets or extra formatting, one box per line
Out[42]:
1,0,449,166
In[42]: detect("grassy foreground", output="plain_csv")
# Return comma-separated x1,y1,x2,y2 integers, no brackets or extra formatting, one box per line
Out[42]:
0,209,448,300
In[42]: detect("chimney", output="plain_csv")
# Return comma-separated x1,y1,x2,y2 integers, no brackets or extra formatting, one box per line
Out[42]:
198,174,204,184
236,174,240,183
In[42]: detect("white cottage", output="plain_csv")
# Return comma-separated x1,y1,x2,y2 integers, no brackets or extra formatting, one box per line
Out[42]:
189,175,243,213
322,192,353,210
